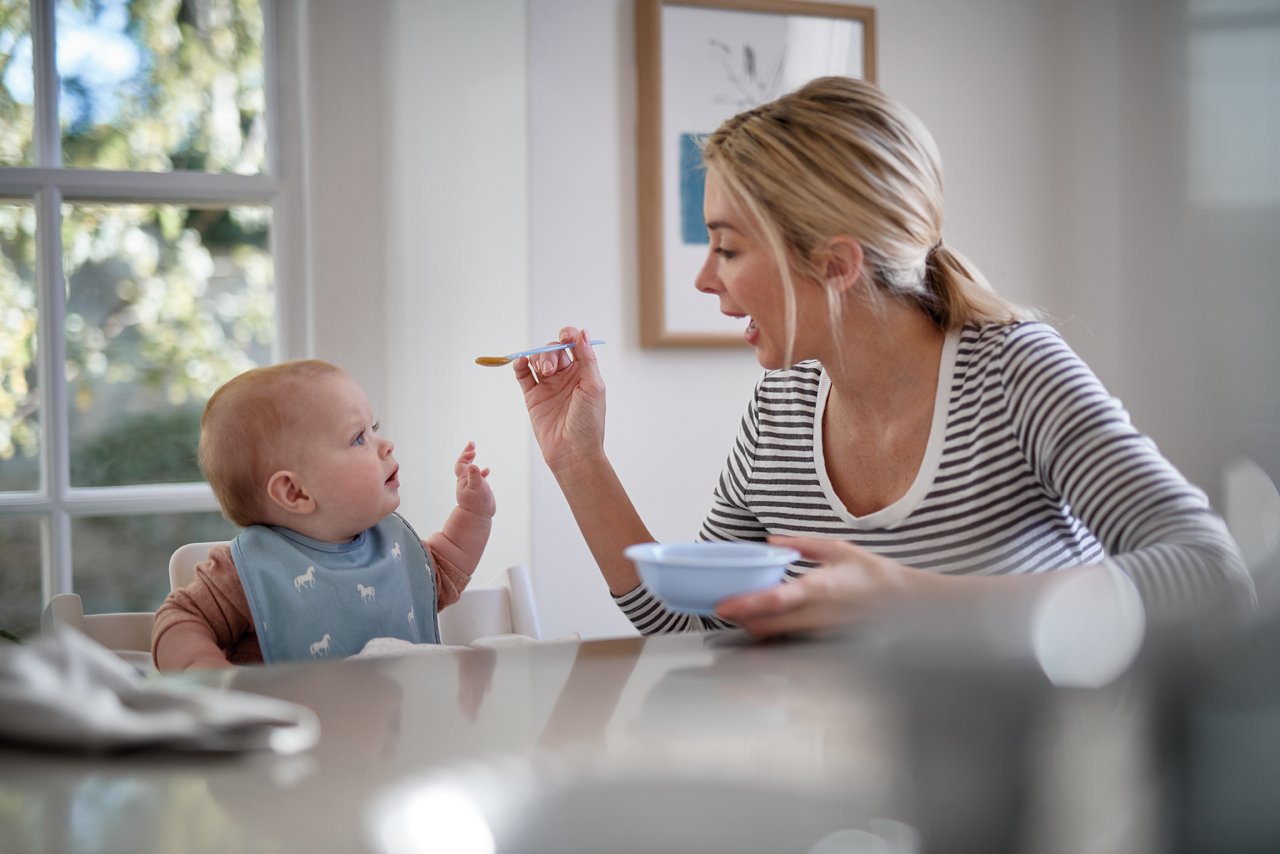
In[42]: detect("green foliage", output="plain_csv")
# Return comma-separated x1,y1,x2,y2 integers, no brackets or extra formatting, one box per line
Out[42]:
71,407,203,486
0,0,272,479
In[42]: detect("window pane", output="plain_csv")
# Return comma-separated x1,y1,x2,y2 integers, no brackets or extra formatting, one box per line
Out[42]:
63,202,273,487
56,0,266,174
0,515,44,641
0,0,35,166
72,511,237,614
0,200,39,492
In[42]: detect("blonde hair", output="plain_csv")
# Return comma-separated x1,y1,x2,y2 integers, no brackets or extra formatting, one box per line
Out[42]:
701,76,1033,355
199,359,345,527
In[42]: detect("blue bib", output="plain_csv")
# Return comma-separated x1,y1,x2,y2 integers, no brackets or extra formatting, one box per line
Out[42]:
232,514,440,663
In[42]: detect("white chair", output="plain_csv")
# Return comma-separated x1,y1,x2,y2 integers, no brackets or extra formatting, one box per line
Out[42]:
439,565,543,645
167,540,542,644
168,540,228,591
41,593,156,672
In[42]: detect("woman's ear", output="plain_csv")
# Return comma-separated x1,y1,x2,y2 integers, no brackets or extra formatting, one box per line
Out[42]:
266,470,315,515
821,236,865,295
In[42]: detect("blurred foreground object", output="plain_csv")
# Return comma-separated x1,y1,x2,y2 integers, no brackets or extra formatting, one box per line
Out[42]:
0,627,318,754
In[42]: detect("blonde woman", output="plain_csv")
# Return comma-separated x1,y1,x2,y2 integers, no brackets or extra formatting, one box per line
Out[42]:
515,76,1252,638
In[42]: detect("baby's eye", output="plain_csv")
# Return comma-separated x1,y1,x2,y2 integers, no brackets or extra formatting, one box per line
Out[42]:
352,431,366,447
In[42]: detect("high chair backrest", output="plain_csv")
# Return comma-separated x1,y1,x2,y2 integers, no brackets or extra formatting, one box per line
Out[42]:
439,564,543,645
168,541,230,590
41,593,156,672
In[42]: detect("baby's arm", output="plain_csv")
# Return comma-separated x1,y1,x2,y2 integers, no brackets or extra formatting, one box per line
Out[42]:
152,547,253,670
424,442,495,606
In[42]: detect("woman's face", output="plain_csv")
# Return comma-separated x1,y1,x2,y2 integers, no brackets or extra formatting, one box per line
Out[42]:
695,170,818,369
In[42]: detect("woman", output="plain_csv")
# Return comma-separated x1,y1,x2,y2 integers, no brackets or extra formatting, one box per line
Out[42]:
515,76,1252,638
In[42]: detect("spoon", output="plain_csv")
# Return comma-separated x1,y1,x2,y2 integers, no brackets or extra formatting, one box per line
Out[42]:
475,339,606,367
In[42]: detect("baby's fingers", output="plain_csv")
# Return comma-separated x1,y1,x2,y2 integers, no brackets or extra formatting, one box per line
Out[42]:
454,441,478,473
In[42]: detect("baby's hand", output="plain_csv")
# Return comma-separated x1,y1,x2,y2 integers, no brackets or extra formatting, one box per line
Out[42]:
455,441,495,518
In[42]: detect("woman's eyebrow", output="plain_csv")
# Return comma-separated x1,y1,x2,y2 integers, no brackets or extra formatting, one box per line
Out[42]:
705,220,739,233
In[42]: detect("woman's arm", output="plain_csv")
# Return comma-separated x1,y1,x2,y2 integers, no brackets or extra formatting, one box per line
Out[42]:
514,328,655,596
1001,324,1254,624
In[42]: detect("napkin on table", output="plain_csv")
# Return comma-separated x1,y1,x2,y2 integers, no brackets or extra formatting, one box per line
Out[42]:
0,627,319,754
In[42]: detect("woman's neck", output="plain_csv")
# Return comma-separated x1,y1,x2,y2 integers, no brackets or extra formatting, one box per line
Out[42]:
820,299,946,426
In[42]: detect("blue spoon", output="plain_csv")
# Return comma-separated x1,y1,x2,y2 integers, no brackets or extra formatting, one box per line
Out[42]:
475,339,605,366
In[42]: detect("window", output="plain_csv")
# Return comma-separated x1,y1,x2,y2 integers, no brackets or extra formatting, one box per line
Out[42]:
1188,0,1280,208
0,0,300,638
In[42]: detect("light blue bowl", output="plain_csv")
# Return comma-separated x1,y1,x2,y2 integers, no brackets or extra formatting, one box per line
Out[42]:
623,541,799,615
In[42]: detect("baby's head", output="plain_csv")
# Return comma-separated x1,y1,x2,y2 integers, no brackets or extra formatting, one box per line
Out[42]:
200,360,400,541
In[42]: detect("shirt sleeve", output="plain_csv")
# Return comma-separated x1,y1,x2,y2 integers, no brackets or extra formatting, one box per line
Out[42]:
612,378,769,635
428,543,471,610
151,545,257,670
1001,323,1255,624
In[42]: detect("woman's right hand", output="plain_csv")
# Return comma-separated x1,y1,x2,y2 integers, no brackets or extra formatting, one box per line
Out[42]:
513,327,607,471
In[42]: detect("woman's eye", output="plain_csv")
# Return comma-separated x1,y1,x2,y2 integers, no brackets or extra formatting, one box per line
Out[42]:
715,247,736,259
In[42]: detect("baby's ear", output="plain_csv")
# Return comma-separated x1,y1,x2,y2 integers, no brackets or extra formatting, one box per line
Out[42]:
266,470,315,515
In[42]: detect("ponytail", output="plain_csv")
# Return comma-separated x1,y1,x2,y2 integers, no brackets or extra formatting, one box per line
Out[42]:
921,241,1036,328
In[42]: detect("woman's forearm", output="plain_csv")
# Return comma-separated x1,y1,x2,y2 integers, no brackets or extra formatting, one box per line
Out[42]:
550,451,654,595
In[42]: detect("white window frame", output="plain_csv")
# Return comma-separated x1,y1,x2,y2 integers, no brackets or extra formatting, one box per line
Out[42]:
0,0,309,601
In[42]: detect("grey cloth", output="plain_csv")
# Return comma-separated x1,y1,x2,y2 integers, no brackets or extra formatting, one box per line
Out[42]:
0,627,319,754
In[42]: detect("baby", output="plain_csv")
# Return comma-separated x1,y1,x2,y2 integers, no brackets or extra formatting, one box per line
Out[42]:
152,359,494,669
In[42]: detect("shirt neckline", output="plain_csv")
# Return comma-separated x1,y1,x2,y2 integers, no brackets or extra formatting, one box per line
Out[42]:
812,327,959,528
271,524,367,553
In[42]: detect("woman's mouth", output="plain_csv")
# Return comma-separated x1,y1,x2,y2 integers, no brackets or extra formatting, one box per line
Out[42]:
744,317,760,347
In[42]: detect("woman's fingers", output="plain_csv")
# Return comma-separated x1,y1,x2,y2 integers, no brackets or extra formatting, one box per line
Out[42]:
715,537,890,638
716,575,809,623
513,355,539,391
522,326,598,379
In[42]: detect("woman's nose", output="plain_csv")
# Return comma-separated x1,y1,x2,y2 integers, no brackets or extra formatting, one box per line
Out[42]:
694,250,719,293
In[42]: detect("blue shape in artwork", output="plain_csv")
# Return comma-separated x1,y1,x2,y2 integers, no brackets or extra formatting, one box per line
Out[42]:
679,132,709,245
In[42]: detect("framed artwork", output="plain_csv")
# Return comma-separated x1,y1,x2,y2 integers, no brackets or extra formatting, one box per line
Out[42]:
636,0,877,347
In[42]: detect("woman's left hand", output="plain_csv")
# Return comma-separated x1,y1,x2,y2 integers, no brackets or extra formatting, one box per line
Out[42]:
714,536,930,639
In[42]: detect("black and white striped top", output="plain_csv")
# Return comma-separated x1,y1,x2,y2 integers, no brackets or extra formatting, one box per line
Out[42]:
616,322,1252,634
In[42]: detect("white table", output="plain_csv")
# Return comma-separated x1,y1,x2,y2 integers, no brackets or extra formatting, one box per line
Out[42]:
2,616,1277,853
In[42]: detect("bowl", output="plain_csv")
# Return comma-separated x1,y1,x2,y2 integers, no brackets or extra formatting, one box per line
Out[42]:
623,541,799,615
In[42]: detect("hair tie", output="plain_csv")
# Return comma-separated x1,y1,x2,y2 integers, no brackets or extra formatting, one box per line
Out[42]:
927,240,944,260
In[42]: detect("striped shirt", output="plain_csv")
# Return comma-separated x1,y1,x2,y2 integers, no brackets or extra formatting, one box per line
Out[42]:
616,322,1253,634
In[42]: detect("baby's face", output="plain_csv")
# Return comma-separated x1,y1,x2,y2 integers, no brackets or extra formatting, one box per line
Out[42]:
289,373,400,540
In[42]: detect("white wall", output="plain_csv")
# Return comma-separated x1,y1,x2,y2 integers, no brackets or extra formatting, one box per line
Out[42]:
310,0,1280,641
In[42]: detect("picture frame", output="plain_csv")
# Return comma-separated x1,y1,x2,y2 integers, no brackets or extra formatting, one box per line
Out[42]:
636,0,877,347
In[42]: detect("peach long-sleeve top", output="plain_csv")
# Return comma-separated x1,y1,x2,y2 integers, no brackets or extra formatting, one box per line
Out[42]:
151,543,472,671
